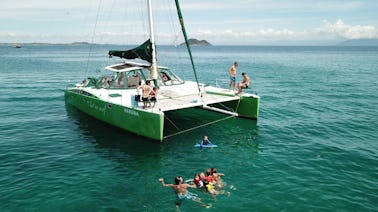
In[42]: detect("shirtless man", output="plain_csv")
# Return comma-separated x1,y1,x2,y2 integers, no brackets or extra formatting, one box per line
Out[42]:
138,81,153,109
236,72,250,95
159,177,211,210
229,61,238,90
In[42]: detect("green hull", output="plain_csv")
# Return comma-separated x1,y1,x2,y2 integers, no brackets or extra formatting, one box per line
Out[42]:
64,90,164,141
236,95,260,119
210,94,260,119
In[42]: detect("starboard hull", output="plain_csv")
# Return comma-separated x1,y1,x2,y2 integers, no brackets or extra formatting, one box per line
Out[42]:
206,91,260,119
64,90,164,141
235,95,260,119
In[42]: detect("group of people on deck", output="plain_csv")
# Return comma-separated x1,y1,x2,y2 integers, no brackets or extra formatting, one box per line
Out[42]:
137,61,251,110
137,80,158,109
159,167,229,210
228,61,251,94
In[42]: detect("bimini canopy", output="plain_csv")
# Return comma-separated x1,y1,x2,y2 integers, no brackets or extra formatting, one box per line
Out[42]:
105,61,169,73
108,39,153,63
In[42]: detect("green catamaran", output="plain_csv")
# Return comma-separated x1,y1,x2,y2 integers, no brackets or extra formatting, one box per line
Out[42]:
64,0,259,142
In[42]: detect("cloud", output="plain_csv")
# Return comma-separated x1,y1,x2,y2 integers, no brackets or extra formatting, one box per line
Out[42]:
2,19,377,45
321,19,378,39
1,0,377,45
186,19,378,44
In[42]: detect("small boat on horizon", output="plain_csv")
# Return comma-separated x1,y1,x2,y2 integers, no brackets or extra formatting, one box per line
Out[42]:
64,0,260,142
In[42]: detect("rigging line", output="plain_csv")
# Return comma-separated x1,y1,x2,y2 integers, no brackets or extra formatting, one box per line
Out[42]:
97,0,116,45
235,96,242,112
164,114,181,131
174,0,201,95
166,0,180,46
138,0,148,41
165,0,186,80
85,0,103,77
218,102,236,113
163,115,235,139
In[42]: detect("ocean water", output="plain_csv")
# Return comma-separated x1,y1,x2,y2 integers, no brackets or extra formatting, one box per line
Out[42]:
0,44,377,211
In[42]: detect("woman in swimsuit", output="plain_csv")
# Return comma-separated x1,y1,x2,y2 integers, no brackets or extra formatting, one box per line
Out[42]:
193,173,204,188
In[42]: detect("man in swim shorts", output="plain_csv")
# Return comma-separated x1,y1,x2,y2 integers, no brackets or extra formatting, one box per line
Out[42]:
229,61,238,90
177,191,198,201
159,176,211,210
138,80,153,109
236,72,250,95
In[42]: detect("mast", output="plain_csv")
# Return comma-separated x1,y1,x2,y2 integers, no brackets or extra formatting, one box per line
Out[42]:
174,0,201,94
147,0,158,82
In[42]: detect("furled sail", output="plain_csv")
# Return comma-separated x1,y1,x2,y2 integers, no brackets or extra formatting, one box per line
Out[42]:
108,39,153,63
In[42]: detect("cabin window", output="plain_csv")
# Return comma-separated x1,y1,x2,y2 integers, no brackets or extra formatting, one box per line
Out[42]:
127,71,141,88
159,69,184,86
110,72,126,88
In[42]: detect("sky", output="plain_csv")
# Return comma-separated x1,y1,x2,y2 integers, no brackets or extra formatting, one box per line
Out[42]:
1,0,378,45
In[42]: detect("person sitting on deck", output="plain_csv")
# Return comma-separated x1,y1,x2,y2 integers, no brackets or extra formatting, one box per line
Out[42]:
236,72,250,95
161,72,170,81
102,77,111,88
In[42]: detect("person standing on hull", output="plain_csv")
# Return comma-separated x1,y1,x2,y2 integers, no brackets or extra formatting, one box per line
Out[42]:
229,61,238,91
138,80,153,109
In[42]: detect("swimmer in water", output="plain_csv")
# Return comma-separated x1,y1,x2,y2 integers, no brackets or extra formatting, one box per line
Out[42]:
159,177,211,210
193,173,204,188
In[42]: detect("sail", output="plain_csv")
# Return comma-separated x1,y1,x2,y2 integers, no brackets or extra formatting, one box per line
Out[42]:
108,39,153,63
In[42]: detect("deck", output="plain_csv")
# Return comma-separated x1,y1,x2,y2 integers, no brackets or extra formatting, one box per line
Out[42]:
93,85,242,113
143,87,240,112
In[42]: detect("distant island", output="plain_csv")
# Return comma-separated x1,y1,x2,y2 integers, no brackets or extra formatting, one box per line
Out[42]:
0,42,91,46
339,39,378,46
179,38,212,46
71,42,90,45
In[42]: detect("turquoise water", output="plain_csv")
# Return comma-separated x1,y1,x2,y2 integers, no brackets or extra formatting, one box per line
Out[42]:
0,44,377,211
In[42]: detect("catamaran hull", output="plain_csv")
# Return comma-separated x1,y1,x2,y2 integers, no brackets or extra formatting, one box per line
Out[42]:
236,95,259,119
205,90,260,119
64,90,164,141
